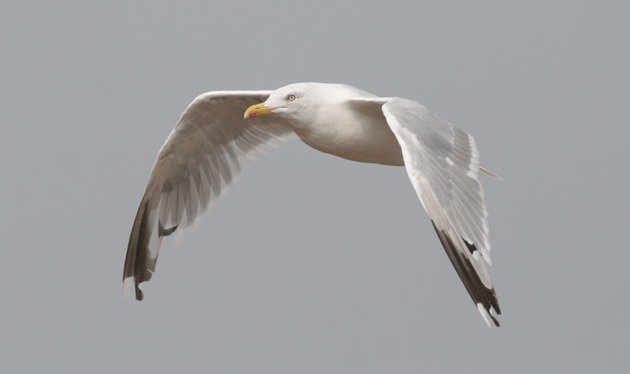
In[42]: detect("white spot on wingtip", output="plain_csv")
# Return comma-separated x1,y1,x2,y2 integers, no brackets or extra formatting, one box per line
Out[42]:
477,303,493,328
123,277,134,299
489,306,500,321
445,157,454,166
472,251,482,261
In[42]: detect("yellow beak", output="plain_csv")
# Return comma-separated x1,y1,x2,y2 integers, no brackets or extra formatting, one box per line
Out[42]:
243,103,273,118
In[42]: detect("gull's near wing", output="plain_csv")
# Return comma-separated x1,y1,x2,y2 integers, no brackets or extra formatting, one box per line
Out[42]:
123,91,293,300
350,97,501,327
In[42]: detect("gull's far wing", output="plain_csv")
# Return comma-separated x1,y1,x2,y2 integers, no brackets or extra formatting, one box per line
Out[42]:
123,91,293,300
351,97,501,327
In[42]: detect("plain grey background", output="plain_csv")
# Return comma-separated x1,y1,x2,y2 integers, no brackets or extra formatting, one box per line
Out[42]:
2,1,628,372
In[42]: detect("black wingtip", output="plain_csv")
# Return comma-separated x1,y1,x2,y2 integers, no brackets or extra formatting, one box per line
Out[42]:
491,314,500,327
135,283,144,301
430,221,501,326
123,197,159,301
158,222,178,237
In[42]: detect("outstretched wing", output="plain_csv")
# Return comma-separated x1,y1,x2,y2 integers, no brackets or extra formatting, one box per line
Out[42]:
351,97,501,327
123,91,293,300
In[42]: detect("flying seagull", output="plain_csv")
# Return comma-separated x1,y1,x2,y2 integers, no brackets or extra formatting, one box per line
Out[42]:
123,82,502,327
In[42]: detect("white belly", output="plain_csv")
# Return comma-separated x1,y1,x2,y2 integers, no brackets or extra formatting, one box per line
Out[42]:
294,108,405,166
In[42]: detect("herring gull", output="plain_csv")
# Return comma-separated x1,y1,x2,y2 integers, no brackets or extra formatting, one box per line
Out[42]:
123,82,502,327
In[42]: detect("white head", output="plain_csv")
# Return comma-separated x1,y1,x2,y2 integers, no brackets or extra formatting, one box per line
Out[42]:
243,82,351,126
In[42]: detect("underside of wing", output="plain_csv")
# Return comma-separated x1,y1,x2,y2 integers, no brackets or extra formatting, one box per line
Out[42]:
353,97,501,326
123,91,293,300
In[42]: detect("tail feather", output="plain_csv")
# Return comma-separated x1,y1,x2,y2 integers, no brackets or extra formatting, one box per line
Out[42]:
479,166,503,181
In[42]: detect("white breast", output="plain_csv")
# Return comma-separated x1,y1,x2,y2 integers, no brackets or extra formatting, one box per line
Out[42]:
294,102,404,166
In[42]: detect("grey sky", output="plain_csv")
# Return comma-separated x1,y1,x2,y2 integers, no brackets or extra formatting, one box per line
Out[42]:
2,1,629,372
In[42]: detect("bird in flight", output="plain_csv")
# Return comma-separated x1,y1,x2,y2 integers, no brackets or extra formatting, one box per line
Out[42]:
123,82,502,327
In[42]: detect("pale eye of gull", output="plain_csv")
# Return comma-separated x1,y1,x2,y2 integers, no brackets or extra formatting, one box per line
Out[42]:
286,94,296,101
